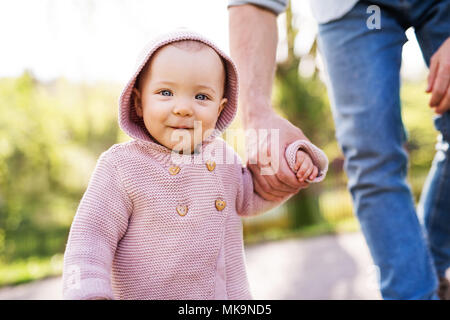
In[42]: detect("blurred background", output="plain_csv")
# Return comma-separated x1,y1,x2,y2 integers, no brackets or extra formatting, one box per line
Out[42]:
0,0,437,292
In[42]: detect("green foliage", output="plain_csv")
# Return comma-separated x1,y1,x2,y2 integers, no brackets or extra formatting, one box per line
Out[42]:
0,72,122,266
401,81,438,169
274,65,334,147
273,66,338,227
401,80,438,201
0,254,63,287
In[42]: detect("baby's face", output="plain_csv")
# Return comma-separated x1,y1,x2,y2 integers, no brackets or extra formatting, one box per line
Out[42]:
133,43,227,153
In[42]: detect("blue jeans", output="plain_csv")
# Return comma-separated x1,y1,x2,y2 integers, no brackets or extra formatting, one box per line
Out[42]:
317,0,450,299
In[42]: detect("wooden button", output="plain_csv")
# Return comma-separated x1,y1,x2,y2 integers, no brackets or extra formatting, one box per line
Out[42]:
215,200,226,211
206,160,216,171
176,205,188,216
169,166,180,175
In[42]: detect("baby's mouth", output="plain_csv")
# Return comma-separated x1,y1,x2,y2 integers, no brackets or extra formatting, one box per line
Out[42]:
168,126,193,130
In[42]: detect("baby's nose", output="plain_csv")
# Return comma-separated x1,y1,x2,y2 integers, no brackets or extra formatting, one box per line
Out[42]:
172,100,193,117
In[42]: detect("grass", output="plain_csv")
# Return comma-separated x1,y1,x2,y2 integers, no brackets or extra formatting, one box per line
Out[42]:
244,216,359,246
0,254,63,287
243,186,358,245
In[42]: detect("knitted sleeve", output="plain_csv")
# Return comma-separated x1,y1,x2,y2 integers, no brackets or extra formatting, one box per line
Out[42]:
62,151,132,300
284,139,329,183
236,139,328,217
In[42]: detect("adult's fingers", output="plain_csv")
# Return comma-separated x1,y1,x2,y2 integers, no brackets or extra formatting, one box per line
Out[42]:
257,152,306,192
264,172,299,194
429,63,450,107
252,174,286,202
274,153,308,189
435,88,450,115
427,56,438,93
253,131,307,191
250,163,309,201
247,164,296,196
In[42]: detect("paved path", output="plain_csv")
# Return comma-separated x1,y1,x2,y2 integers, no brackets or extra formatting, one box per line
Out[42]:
0,232,381,300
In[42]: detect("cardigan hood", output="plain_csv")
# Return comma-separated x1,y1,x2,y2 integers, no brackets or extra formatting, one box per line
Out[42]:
118,29,239,153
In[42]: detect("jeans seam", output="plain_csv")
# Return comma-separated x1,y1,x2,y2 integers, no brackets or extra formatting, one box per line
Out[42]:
428,114,449,233
442,115,449,140
426,148,449,263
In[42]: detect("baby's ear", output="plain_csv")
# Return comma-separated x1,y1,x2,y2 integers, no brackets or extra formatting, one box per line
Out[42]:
218,98,227,115
132,87,143,117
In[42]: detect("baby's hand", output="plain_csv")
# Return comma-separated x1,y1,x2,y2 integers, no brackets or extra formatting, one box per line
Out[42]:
294,150,319,182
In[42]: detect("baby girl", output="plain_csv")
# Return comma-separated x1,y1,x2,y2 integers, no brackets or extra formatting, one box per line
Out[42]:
62,29,328,300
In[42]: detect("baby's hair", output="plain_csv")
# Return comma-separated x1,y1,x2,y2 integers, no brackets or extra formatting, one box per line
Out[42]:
134,40,227,96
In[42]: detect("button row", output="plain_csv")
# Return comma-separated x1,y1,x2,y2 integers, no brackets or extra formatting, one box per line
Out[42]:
169,160,216,175
176,200,226,217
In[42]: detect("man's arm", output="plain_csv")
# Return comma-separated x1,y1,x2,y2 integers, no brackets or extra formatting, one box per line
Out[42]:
228,3,310,201
228,4,278,123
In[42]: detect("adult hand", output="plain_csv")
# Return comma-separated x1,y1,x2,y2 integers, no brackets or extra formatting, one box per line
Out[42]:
243,107,310,202
427,37,450,115
229,4,310,201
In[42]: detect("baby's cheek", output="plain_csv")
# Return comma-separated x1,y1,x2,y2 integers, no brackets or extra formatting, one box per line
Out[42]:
201,120,218,139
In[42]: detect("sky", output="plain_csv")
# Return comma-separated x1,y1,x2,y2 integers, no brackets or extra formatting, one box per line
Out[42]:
0,0,427,84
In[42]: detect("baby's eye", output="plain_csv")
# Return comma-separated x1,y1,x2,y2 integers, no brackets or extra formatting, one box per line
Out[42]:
195,94,208,101
159,90,173,97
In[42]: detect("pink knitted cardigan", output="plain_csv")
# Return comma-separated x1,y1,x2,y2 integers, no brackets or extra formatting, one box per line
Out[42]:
62,30,328,300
